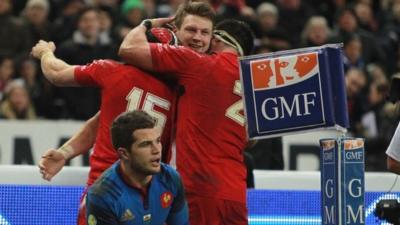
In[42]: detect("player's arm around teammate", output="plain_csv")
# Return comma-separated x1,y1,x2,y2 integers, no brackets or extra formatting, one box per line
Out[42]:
119,17,175,71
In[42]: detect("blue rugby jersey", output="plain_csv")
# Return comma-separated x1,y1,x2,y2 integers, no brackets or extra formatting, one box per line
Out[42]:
86,161,189,225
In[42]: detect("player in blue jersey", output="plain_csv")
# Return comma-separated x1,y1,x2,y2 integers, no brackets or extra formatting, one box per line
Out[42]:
85,110,189,225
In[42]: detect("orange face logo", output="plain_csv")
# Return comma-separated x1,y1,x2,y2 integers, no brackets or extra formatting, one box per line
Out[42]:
251,52,318,89
160,192,173,208
344,139,364,150
321,140,335,150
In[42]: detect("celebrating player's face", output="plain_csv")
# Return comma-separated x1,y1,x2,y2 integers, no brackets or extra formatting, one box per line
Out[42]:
128,128,162,175
175,15,213,54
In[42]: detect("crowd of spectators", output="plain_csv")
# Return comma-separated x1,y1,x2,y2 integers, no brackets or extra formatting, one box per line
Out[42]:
1,0,400,170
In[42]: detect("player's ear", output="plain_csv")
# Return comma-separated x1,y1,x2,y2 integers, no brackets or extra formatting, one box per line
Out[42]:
117,147,129,160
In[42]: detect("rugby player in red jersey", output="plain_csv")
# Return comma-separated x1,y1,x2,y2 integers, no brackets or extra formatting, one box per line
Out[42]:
34,2,215,225
119,18,255,225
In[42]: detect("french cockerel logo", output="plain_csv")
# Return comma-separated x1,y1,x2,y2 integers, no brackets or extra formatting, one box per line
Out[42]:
160,192,173,208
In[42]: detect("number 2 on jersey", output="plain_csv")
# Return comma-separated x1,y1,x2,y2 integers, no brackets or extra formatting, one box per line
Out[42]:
126,87,171,131
225,80,244,126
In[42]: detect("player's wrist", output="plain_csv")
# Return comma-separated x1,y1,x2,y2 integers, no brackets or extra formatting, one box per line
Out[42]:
58,145,74,160
40,51,54,60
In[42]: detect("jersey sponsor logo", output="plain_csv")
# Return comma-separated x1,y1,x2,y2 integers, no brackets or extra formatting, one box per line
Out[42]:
120,209,134,222
88,214,97,225
160,191,173,208
250,52,318,90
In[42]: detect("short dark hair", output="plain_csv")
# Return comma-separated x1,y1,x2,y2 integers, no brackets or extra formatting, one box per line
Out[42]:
174,2,215,29
111,110,156,150
214,19,255,56
335,6,357,22
76,6,99,23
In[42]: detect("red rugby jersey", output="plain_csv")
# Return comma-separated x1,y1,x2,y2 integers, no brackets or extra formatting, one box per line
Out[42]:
74,59,175,186
150,44,247,203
